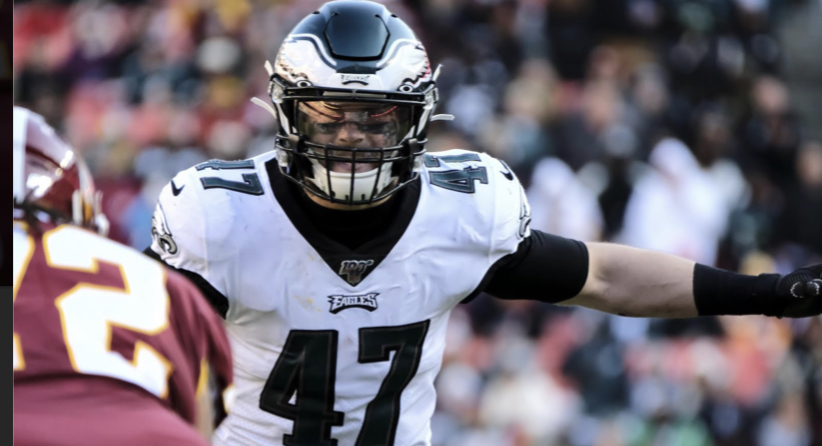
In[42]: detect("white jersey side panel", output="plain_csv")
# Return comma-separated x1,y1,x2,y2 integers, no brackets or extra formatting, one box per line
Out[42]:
150,150,530,446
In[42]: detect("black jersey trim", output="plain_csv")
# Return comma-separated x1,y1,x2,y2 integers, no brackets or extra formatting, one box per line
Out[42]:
265,160,421,287
143,247,230,318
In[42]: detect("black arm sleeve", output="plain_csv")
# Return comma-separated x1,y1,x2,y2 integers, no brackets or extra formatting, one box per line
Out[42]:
693,263,781,316
143,247,230,318
462,230,590,304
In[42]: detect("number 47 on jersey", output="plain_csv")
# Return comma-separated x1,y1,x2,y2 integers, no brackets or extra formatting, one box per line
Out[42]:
260,321,430,446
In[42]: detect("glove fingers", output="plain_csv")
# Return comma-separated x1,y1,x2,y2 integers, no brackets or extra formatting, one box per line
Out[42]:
782,294,822,318
777,264,822,317
791,280,821,298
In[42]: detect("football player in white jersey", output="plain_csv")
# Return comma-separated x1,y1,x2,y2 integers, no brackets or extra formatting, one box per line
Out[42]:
145,1,822,445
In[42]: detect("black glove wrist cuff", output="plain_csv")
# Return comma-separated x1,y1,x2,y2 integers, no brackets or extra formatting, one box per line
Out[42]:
693,264,781,316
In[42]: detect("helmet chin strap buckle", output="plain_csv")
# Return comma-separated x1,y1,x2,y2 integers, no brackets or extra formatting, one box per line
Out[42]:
286,134,312,156
430,114,455,121
403,138,419,153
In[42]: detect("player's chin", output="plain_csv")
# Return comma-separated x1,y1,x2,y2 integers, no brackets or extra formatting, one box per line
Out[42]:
329,161,378,173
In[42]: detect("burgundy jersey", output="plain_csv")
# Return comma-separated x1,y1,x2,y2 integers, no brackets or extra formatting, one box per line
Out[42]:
13,221,234,446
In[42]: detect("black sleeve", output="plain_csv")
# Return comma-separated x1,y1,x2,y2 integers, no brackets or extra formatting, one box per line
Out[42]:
462,230,590,304
143,247,230,318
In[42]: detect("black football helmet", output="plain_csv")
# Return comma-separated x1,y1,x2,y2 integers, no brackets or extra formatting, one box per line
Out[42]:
257,0,446,205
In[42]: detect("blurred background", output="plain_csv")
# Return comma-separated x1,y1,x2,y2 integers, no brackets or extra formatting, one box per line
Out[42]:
12,0,822,445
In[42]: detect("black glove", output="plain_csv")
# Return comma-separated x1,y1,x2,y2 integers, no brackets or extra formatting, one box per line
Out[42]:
774,264,822,318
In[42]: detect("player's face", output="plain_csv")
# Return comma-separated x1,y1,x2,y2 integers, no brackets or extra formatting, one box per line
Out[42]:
297,102,410,173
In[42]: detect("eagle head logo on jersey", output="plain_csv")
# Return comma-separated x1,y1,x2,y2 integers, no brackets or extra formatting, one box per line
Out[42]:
338,260,374,285
517,183,532,239
328,293,379,314
151,206,178,255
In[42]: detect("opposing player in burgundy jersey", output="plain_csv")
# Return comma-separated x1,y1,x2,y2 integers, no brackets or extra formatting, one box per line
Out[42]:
12,106,234,446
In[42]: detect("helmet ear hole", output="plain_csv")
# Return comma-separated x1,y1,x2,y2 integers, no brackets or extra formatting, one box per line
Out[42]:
296,80,313,88
398,84,414,93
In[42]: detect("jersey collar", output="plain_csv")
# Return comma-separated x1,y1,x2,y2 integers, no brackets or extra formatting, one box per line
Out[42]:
265,159,421,287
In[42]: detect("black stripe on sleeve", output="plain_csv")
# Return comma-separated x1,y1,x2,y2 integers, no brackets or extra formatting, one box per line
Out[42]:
463,230,589,304
143,247,230,318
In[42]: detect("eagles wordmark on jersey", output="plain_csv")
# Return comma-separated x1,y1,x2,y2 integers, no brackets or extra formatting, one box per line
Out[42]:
328,293,379,314
150,149,530,446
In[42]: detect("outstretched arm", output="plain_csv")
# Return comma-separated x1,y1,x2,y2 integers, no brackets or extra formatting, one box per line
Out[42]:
483,230,821,318
560,243,698,318
562,242,822,319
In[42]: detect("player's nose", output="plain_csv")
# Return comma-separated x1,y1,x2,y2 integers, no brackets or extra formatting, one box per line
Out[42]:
335,122,365,146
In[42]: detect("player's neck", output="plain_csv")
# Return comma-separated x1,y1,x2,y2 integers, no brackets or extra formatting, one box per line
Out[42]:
304,191,391,211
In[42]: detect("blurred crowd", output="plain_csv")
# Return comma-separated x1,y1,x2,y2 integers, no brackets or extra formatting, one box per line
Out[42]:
13,0,822,445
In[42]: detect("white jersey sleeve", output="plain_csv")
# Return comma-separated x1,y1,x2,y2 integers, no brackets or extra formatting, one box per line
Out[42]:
484,153,532,259
149,166,229,298
422,149,532,270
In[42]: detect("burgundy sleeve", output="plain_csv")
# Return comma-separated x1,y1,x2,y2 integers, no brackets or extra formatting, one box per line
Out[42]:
165,270,234,426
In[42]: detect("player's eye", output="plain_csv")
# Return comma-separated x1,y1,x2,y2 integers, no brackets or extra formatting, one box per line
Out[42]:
315,122,344,134
358,123,391,134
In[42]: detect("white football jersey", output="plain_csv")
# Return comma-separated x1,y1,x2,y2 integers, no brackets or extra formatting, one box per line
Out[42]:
150,149,531,446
